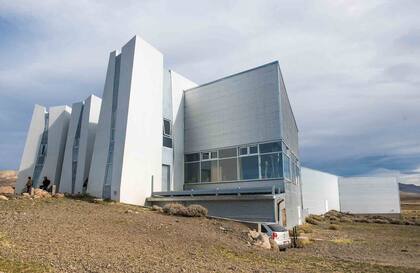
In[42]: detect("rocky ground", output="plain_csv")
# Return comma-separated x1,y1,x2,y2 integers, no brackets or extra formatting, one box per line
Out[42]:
0,197,419,273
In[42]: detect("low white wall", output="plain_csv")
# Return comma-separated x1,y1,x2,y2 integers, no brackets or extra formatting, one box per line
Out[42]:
338,176,401,214
301,167,340,215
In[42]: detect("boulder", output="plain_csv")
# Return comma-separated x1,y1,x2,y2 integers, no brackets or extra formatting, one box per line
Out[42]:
34,189,50,198
53,193,65,198
254,233,271,249
22,193,31,198
0,186,14,195
0,195,8,201
248,230,260,240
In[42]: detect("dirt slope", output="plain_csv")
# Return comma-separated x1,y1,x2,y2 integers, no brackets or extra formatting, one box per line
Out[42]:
0,198,419,273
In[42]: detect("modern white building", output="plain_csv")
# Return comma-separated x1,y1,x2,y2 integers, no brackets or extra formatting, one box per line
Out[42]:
17,35,304,228
60,95,101,194
301,167,340,215
300,168,401,216
16,105,72,192
338,176,401,215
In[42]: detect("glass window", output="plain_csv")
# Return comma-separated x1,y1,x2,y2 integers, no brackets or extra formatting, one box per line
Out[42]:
259,141,282,154
185,162,200,183
219,148,237,158
163,136,172,148
260,153,283,179
202,152,210,160
239,147,248,155
211,151,218,159
283,154,291,180
163,119,171,136
239,155,259,180
219,158,238,181
249,145,258,154
185,153,200,162
201,160,219,182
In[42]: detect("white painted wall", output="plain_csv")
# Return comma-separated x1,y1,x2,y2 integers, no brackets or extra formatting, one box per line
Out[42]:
339,177,401,214
88,51,118,198
114,36,164,205
16,105,46,193
301,167,340,215
39,105,71,188
61,95,101,194
170,70,197,191
78,95,101,193
60,102,83,193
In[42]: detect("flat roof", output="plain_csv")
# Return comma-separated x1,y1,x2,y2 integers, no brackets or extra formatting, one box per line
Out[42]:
184,61,279,92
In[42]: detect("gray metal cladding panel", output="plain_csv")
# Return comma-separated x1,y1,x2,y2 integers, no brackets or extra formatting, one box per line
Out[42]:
184,63,281,153
153,199,276,223
278,68,299,157
338,177,400,214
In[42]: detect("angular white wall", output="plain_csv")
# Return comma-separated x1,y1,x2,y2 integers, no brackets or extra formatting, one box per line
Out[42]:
88,51,118,199
338,177,401,214
301,167,340,215
88,36,164,206
115,36,163,205
169,70,197,191
60,95,101,194
16,105,47,193
38,106,72,188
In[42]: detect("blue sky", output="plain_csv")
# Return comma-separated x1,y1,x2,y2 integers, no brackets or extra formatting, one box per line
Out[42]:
0,0,419,184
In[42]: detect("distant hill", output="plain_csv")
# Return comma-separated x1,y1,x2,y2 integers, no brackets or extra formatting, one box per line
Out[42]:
0,170,17,187
399,183,420,193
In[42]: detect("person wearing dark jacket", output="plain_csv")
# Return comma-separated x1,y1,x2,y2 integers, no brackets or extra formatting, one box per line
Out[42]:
40,176,51,191
25,176,32,194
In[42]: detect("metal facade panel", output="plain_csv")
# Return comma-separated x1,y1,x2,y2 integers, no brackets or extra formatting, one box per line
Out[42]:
184,62,281,153
338,177,401,214
278,67,299,157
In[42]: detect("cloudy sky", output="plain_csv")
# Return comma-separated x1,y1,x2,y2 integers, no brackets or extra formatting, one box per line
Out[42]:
0,0,419,184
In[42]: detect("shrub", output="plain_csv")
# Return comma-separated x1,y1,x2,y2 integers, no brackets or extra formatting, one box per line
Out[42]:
332,239,352,244
306,217,321,225
296,237,312,248
162,203,208,217
151,205,163,213
340,217,352,223
327,216,339,222
354,217,372,223
185,204,208,217
298,224,313,233
163,203,188,215
373,219,389,224
328,224,339,230
390,219,403,225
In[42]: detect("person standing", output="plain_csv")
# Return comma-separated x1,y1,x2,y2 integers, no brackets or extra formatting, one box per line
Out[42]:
25,176,33,194
40,176,51,191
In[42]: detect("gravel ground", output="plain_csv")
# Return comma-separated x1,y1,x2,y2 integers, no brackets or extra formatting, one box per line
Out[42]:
0,197,419,273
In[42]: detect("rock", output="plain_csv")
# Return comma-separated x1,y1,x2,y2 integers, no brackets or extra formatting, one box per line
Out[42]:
34,188,51,198
248,230,260,240
151,205,163,213
254,233,271,249
54,193,65,198
0,186,14,195
0,195,8,201
125,209,134,214
22,193,31,198
269,238,279,251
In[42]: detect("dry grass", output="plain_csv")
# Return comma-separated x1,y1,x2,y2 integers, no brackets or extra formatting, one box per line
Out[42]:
162,203,208,217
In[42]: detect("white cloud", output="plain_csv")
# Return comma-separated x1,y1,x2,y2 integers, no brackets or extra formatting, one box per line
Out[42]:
0,0,419,172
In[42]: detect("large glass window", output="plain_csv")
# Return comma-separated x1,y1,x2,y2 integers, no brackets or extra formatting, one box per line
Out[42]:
201,160,219,182
239,155,259,180
185,153,200,162
219,158,238,181
184,140,298,184
163,119,171,136
163,136,172,148
185,162,200,183
219,148,237,158
283,154,291,180
259,141,282,154
260,153,283,179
